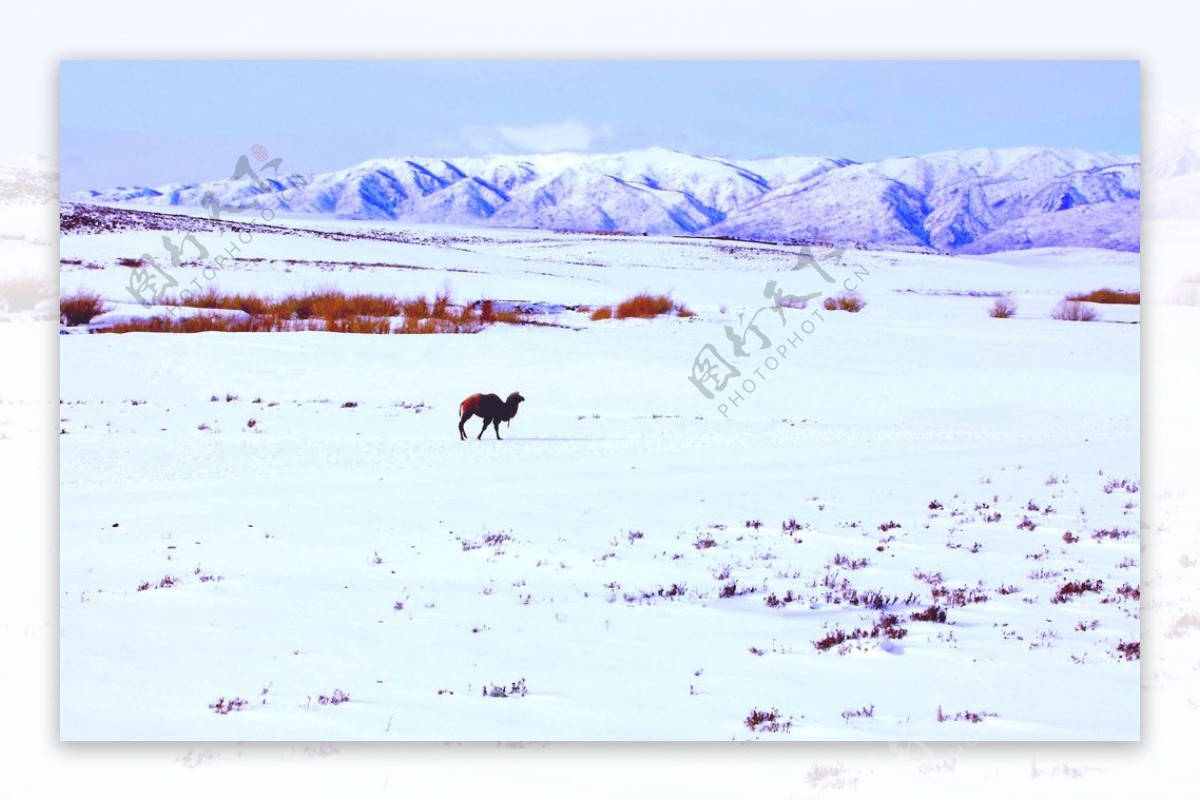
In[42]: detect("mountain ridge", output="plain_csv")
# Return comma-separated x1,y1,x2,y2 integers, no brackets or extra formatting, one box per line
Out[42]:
67,146,1140,254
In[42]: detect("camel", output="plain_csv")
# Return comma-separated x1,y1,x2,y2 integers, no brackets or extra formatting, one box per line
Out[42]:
458,391,525,440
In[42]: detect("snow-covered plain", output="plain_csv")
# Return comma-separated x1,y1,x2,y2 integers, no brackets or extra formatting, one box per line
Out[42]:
59,207,1140,741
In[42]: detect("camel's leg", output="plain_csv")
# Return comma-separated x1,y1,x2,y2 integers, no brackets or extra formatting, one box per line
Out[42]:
477,417,490,440
493,419,503,440
459,413,469,440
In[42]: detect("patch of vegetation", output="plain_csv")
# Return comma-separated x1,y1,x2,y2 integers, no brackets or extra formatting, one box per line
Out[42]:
60,290,110,326
1051,299,1099,322
823,292,867,312
1051,579,1104,605
745,707,793,733
483,679,528,698
1067,288,1139,305
988,296,1018,318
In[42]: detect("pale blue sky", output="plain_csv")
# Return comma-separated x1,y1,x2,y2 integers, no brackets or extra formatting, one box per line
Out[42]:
59,60,1140,193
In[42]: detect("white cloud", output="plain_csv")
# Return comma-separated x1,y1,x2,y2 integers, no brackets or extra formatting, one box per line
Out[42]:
460,119,614,154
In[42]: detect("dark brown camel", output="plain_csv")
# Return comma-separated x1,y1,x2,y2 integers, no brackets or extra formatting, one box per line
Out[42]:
458,391,525,440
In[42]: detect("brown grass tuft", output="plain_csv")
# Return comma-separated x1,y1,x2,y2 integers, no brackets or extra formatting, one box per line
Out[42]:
589,293,692,320
60,291,110,326
615,293,676,319
1067,288,1139,305
97,287,514,335
822,292,866,313
401,295,431,319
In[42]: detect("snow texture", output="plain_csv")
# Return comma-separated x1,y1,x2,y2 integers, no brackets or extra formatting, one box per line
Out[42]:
59,204,1140,741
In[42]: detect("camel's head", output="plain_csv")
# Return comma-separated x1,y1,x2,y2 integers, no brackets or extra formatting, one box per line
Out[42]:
506,392,525,426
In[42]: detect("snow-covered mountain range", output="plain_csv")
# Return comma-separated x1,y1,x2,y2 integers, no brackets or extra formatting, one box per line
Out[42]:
68,146,1140,254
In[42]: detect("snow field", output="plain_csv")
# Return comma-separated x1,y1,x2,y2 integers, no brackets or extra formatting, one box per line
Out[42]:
59,215,1139,740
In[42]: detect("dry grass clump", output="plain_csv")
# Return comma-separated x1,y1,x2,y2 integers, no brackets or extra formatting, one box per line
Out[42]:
169,288,401,320
616,293,674,319
590,292,691,321
1066,288,1139,305
1051,299,1099,322
107,313,312,334
397,316,482,335
744,707,792,733
100,287,524,335
822,292,866,312
988,296,1018,318
60,291,110,326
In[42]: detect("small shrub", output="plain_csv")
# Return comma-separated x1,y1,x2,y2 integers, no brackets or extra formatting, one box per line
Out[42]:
615,293,675,319
823,292,866,312
1051,299,1099,322
832,553,869,570
988,296,1018,318
719,581,757,598
936,706,998,723
1092,528,1135,542
1111,582,1140,602
589,306,613,321
1051,579,1104,604
431,287,451,319
400,295,431,319
137,575,179,591
317,689,351,705
763,590,797,608
482,531,512,548
841,704,875,722
1103,477,1139,494
910,605,947,623
745,707,792,733
932,585,989,607
60,291,110,326
1115,641,1140,660
483,679,527,698
209,697,248,715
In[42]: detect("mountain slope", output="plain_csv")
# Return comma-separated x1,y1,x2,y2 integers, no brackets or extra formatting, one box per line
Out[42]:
67,146,1140,253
